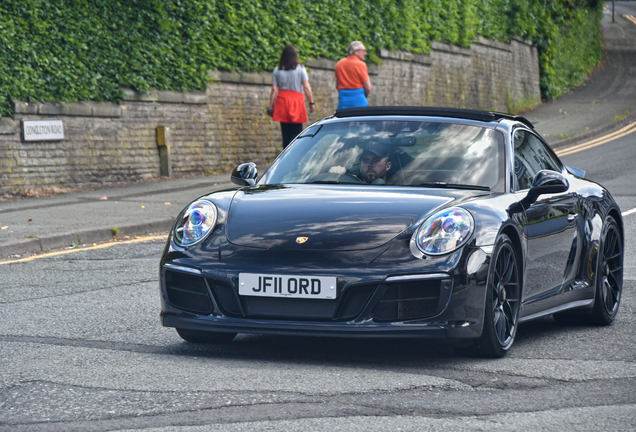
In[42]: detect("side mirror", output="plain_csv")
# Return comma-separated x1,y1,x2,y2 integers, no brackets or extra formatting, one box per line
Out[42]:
529,169,569,196
509,170,569,213
231,162,258,186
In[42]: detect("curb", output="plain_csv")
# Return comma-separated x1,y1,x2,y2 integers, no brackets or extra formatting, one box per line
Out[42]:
0,218,173,258
548,111,636,149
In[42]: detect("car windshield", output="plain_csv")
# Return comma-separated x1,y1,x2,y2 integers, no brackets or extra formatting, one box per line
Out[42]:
261,119,505,191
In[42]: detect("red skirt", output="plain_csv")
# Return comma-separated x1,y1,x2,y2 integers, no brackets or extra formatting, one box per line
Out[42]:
273,89,307,124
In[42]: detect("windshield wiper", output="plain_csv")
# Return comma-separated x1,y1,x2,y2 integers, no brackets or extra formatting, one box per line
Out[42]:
409,182,490,191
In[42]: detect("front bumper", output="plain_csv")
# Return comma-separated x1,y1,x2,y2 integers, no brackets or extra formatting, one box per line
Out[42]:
159,239,492,340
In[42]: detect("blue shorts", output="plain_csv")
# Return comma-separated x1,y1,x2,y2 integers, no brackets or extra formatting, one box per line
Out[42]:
337,88,368,110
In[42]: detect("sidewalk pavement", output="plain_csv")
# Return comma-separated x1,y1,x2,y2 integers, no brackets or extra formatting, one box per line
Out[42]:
2,7,635,259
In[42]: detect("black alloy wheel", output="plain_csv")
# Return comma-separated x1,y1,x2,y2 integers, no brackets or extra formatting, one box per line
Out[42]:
176,328,237,344
590,215,623,325
554,215,623,326
468,234,521,358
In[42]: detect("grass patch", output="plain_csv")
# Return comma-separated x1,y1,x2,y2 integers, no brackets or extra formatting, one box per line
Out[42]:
507,93,539,115
613,110,630,121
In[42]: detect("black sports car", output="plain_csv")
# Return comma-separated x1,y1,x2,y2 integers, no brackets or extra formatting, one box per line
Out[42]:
159,107,624,357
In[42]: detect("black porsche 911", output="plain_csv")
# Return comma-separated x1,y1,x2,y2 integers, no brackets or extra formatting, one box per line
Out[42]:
159,106,624,357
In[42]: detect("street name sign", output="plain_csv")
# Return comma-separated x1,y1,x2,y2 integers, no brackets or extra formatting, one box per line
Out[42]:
22,120,64,141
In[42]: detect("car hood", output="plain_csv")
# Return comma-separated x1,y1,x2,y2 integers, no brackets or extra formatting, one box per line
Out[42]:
225,185,456,251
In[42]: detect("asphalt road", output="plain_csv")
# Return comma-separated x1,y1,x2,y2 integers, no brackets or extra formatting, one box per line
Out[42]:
1,131,636,431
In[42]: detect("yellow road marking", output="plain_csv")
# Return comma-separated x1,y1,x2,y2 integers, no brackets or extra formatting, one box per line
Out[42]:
555,121,636,157
0,234,168,265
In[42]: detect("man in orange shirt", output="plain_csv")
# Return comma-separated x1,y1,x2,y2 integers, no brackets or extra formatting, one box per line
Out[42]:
335,41,371,109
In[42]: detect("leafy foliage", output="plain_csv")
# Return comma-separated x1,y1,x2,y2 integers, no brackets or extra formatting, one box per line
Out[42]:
0,0,603,116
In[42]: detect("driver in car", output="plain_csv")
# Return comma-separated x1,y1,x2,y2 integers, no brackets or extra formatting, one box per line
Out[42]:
355,142,393,184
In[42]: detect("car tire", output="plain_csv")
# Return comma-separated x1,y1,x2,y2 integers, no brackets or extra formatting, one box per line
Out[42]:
555,215,623,326
176,328,237,344
463,234,521,358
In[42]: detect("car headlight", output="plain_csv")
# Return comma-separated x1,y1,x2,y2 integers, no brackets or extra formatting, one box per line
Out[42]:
415,207,474,255
173,200,217,247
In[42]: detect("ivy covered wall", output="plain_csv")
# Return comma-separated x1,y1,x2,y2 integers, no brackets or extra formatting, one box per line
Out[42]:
0,0,603,117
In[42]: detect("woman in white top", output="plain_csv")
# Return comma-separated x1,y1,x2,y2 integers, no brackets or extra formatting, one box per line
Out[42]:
269,45,315,149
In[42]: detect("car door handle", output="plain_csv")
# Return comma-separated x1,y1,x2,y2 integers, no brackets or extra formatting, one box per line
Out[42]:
567,213,578,222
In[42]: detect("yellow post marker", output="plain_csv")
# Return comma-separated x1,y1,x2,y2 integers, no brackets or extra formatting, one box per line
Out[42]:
156,126,172,177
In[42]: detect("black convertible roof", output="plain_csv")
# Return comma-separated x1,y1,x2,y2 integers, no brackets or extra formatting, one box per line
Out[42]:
334,106,534,129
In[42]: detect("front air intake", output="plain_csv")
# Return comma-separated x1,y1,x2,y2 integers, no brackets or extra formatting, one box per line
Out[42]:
165,270,213,315
373,278,451,321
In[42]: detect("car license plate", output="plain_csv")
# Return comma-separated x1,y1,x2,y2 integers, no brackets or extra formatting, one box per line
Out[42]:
238,273,337,299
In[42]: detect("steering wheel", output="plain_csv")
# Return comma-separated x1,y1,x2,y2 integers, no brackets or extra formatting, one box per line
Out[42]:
310,172,363,184
339,173,363,183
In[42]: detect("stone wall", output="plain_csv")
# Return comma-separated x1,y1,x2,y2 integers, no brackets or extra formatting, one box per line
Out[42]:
0,37,540,194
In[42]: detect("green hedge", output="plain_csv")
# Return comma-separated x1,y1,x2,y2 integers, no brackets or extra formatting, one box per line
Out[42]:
0,0,603,116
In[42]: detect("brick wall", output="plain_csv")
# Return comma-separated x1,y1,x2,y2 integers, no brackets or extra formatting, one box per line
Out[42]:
0,37,540,195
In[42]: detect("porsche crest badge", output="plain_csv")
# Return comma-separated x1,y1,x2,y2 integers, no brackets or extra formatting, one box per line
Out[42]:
296,237,309,244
